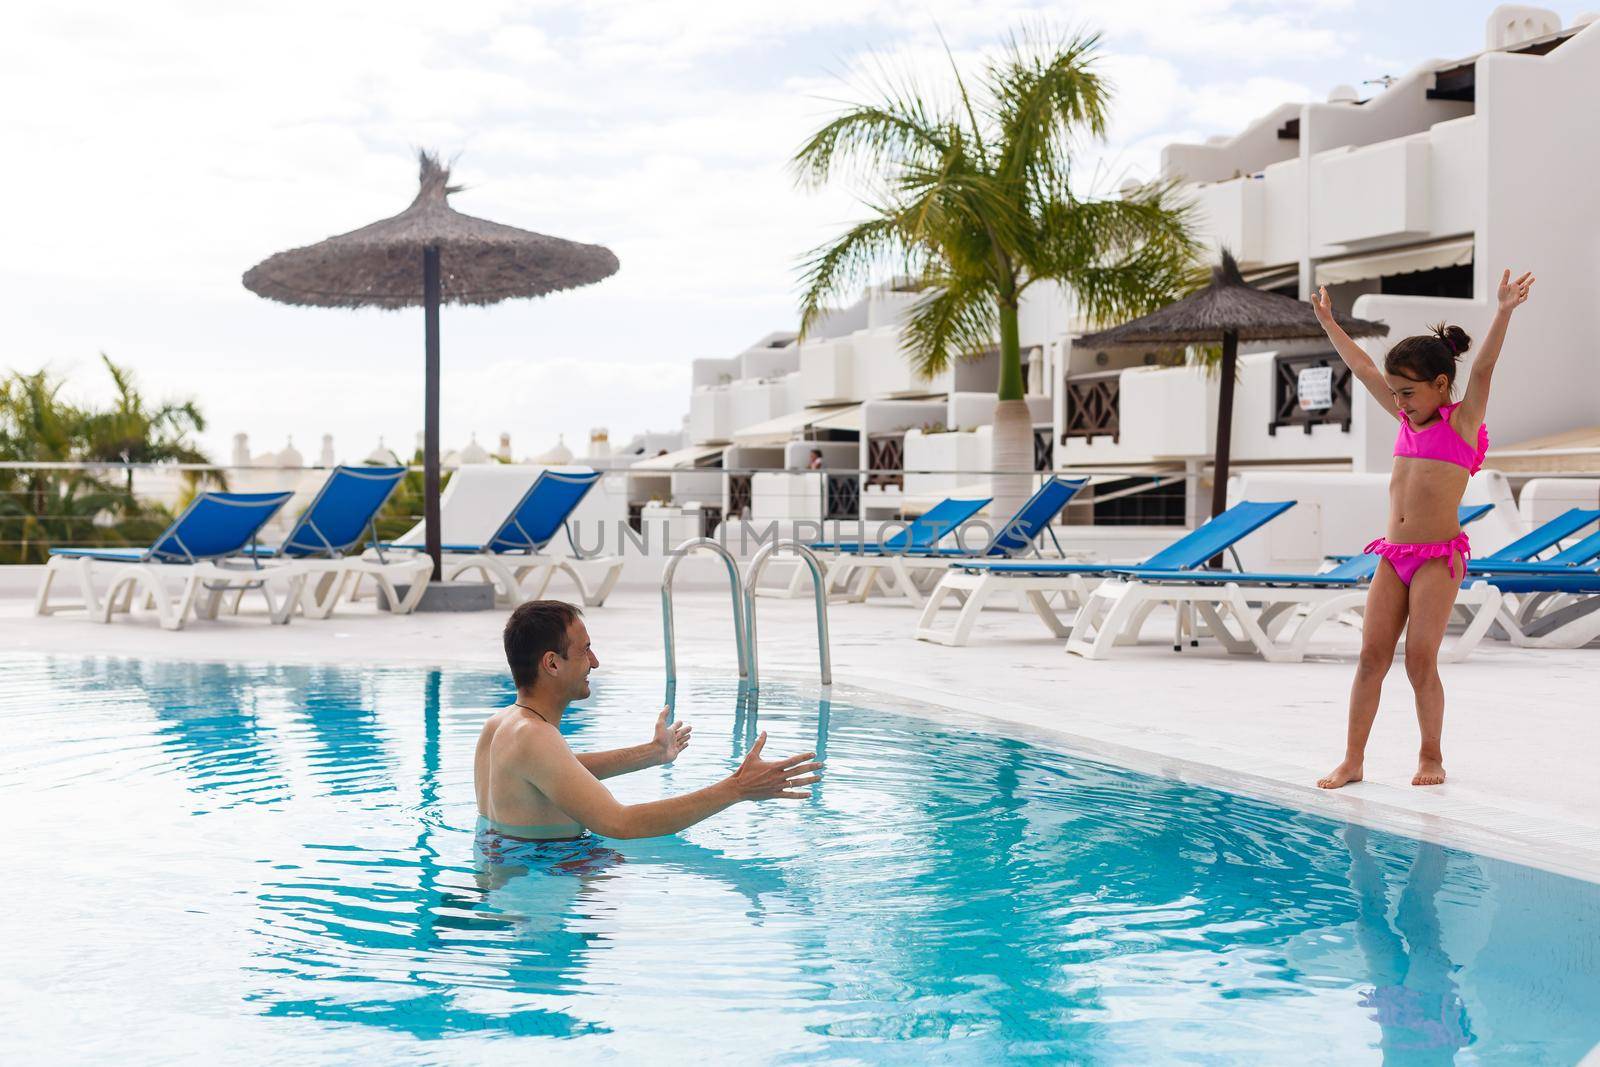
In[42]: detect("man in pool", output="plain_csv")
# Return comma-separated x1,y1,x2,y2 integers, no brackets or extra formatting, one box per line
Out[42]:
475,600,823,842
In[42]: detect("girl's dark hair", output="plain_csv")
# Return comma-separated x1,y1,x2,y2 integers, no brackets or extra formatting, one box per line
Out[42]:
504,600,583,688
1384,323,1472,390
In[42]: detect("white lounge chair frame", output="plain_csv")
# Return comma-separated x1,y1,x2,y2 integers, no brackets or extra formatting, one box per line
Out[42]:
36,556,308,631
914,568,1106,646
1488,584,1600,649
1064,576,1505,662
436,550,624,609
363,465,624,609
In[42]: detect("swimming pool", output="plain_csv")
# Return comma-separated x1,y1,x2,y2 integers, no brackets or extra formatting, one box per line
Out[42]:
2,655,1597,1064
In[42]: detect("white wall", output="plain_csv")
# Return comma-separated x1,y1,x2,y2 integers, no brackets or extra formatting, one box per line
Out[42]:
799,336,859,405
861,399,945,435
751,471,827,523
1258,157,1305,268
1189,176,1266,266
948,392,1050,431
727,376,796,430
1300,66,1473,157
1161,103,1303,184
1476,27,1600,446
1311,136,1432,248
738,344,798,380
688,387,732,444
691,356,741,389
903,426,990,501
854,326,950,397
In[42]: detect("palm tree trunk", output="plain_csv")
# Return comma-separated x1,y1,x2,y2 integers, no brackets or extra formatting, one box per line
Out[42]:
990,300,1033,526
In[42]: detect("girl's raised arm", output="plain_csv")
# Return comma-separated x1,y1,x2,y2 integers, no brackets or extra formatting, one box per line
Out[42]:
1312,286,1398,419
1454,269,1533,434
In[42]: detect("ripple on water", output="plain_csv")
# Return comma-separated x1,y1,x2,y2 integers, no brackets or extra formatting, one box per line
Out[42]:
2,655,1599,1064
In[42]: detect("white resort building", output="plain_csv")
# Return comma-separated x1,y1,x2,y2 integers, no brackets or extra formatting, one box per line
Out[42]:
1107,3,1600,483
649,5,1600,554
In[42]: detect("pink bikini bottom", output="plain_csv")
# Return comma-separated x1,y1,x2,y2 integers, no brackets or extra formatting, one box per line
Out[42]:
1364,532,1471,586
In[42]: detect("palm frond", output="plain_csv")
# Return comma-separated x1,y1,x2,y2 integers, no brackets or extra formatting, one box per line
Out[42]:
790,99,950,191
939,28,991,169
902,275,999,380
990,26,1109,188
796,215,915,336
1026,184,1200,327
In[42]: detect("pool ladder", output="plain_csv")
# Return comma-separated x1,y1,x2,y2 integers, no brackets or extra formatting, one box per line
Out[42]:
661,537,832,692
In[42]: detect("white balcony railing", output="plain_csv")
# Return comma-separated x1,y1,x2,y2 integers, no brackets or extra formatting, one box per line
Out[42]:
688,388,733,445
1311,136,1430,247
1190,176,1266,267
800,337,859,405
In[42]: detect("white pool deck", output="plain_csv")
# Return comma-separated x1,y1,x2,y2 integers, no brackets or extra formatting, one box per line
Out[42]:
4,577,1598,886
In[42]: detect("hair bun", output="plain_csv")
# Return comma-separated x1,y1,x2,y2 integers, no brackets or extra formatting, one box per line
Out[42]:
1431,323,1472,358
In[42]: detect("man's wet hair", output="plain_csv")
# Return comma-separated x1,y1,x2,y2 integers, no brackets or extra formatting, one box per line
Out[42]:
504,600,583,688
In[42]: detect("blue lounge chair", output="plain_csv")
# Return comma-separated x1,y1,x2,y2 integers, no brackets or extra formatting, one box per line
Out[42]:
828,478,1088,606
1065,505,1505,662
1468,509,1600,575
35,491,298,630
1124,503,1502,587
810,495,992,555
251,465,406,560
386,468,622,607
236,466,432,618
1467,506,1600,570
913,500,1296,646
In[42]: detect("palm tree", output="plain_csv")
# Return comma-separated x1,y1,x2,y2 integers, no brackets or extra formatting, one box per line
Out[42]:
79,354,223,492
793,26,1198,518
0,368,151,563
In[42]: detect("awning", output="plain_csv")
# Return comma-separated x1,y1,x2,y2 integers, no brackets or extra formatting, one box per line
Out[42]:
1313,236,1473,286
1242,264,1298,289
630,445,722,472
810,404,863,433
731,405,853,446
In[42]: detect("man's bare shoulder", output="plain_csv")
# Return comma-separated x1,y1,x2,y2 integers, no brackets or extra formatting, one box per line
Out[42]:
481,709,570,762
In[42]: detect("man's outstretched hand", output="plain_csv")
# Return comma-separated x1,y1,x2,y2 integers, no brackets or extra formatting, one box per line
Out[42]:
729,732,823,801
652,707,692,764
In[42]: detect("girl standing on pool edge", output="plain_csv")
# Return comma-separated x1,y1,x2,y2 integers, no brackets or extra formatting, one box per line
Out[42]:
1312,269,1534,790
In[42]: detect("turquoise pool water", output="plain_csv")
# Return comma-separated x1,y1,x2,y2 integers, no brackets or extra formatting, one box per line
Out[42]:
2,655,1597,1064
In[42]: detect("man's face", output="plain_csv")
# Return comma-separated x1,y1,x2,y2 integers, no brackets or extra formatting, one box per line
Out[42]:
547,618,599,702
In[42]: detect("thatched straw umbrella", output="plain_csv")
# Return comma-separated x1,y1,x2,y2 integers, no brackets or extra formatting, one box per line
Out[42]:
243,151,619,580
1076,251,1387,519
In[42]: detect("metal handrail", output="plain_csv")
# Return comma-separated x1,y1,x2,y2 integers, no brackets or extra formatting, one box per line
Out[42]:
661,537,749,687
743,539,832,690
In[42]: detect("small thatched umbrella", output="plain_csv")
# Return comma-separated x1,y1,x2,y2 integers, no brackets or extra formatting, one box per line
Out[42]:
1076,251,1388,519
243,151,619,580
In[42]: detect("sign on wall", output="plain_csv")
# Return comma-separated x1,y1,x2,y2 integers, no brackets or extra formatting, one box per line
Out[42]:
1297,365,1334,411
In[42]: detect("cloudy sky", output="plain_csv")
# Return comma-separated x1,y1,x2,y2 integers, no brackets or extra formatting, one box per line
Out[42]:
2,1,1575,464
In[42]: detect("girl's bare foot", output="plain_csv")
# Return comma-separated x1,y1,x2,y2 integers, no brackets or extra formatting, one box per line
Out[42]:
1318,760,1364,789
1412,758,1446,786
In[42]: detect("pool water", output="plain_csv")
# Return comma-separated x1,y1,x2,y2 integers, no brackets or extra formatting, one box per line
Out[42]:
2,655,1598,1064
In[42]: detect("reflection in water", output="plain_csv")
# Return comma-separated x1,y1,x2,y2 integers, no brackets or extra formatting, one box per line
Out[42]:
7,655,1600,1063
1345,826,1473,1063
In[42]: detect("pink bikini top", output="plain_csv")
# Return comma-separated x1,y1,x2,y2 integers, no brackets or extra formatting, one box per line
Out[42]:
1394,401,1489,474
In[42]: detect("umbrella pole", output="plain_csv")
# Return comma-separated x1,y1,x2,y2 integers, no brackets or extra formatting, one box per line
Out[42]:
423,245,443,581
1210,329,1238,522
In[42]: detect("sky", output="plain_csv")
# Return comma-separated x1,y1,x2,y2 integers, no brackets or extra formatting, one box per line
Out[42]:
2,0,1584,465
